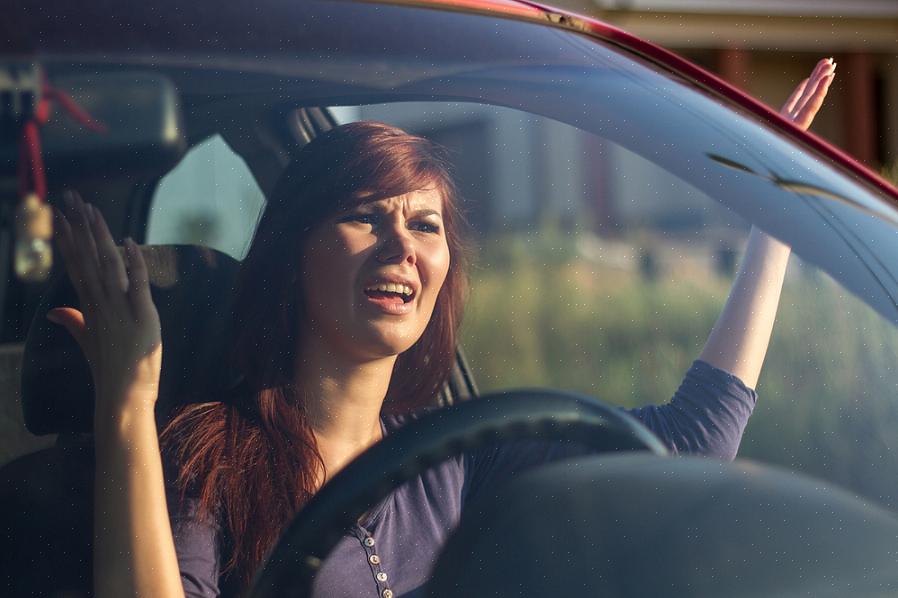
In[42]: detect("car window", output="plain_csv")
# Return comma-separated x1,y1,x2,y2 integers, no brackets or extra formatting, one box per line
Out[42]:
147,134,266,259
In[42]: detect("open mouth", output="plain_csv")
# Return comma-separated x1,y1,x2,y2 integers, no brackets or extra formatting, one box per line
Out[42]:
364,283,416,305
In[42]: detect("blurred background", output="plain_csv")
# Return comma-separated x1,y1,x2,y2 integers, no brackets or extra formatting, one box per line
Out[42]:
550,0,898,177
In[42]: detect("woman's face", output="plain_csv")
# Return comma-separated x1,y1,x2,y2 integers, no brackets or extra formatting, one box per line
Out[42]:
300,187,451,361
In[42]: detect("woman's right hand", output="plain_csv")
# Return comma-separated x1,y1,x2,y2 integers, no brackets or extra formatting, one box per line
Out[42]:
48,190,162,419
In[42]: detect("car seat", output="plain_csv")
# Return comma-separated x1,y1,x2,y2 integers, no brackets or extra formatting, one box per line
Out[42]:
0,243,478,597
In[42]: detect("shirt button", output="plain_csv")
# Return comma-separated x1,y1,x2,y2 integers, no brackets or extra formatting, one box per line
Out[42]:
382,590,393,598
369,554,381,565
377,572,388,582
364,536,375,547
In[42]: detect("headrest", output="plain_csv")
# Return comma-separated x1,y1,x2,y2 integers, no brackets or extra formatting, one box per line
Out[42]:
20,245,241,435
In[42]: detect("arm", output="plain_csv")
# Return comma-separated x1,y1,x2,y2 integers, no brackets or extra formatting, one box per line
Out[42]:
50,191,185,598
624,60,838,459
698,57,837,389
94,400,185,597
697,228,789,389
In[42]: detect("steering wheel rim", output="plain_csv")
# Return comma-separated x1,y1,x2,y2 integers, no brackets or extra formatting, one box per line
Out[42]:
247,389,668,598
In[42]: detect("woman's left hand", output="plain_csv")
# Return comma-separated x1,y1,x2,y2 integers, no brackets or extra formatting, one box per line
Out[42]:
780,57,836,131
698,58,836,387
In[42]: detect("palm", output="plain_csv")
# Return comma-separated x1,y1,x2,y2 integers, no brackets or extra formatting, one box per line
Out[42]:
49,191,163,408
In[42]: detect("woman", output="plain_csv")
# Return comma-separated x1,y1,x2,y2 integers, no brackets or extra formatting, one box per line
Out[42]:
48,58,836,597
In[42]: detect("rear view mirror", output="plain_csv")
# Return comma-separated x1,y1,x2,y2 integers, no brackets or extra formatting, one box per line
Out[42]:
0,68,186,179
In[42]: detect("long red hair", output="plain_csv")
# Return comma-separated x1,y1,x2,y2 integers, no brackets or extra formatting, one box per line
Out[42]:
161,121,469,592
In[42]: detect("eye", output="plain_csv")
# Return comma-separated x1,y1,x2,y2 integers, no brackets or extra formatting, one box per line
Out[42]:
410,221,441,234
342,212,378,226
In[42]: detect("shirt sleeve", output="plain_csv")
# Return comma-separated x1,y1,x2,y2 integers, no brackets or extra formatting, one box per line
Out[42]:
463,360,757,505
165,475,222,597
625,359,758,461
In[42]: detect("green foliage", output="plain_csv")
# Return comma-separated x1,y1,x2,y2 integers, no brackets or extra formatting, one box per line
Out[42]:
462,233,724,405
742,272,898,505
461,233,898,509
881,160,898,188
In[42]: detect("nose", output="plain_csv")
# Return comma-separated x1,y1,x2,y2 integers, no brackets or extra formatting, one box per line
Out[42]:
376,225,416,266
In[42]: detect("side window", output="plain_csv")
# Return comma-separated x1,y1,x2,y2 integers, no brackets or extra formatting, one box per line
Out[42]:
146,135,266,260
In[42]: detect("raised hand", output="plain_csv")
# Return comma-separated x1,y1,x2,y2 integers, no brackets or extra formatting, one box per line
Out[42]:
780,57,836,131
48,190,162,418
697,58,836,388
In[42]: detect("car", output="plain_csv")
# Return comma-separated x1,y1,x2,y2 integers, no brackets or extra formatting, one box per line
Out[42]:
3,0,898,596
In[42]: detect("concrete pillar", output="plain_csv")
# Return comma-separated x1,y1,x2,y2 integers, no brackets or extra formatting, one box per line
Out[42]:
582,133,616,234
841,51,878,166
881,56,898,169
716,47,751,92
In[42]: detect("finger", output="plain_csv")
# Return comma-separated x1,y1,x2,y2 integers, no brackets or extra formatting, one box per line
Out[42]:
790,58,834,118
53,206,81,283
89,203,130,296
64,191,103,308
788,58,830,117
792,72,835,131
55,199,97,312
46,307,89,357
124,238,155,318
65,191,100,267
781,78,808,115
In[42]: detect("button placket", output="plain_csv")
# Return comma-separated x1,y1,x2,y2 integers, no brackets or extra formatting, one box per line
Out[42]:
357,530,393,597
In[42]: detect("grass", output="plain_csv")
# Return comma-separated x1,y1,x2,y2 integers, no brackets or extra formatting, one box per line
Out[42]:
461,230,898,510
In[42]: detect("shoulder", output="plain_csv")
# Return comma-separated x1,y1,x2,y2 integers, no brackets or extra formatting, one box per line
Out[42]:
381,407,439,435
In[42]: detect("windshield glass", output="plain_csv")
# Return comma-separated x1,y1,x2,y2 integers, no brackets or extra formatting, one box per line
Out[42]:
147,92,898,518
10,0,898,561
137,1,898,512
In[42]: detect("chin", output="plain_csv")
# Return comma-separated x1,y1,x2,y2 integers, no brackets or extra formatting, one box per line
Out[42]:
367,338,421,359
358,328,425,359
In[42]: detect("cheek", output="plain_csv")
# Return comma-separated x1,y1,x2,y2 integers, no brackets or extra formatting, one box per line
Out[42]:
422,241,452,304
301,233,366,313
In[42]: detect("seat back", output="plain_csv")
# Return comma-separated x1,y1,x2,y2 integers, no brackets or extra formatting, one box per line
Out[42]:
1,439,94,597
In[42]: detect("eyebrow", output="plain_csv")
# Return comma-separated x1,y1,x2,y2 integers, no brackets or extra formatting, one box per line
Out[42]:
358,204,443,219
411,208,443,219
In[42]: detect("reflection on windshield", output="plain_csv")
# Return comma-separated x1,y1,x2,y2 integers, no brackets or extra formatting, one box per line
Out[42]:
708,152,897,224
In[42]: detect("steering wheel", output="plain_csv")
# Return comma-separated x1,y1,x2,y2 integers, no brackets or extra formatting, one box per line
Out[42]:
247,389,668,598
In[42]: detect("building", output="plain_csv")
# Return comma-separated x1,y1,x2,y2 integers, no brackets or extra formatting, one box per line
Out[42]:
576,0,898,169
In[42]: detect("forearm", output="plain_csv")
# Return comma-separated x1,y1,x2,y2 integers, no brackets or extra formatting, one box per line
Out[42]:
94,390,185,598
698,226,791,389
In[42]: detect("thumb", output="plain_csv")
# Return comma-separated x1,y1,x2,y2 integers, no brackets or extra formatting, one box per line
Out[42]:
46,307,88,350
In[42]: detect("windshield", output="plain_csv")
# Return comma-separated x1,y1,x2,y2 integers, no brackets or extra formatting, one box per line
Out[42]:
132,1,898,512
6,0,898,580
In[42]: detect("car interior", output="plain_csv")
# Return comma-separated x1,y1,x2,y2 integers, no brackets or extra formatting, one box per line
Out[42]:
0,74,484,593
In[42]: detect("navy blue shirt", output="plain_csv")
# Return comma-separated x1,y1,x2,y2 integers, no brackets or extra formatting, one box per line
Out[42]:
169,360,757,597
